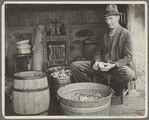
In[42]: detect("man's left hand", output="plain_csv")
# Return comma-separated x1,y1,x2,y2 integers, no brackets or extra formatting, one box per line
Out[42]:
100,63,116,72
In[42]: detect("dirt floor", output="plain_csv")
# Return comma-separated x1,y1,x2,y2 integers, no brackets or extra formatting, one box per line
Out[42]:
136,78,145,100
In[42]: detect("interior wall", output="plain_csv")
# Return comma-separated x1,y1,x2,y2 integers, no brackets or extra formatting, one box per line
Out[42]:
7,10,104,27
131,4,145,79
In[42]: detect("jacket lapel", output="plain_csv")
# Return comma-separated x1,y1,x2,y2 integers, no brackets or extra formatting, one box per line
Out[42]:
111,25,122,51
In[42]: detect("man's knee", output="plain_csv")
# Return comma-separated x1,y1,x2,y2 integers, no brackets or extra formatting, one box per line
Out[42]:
119,66,135,80
70,61,82,70
125,68,135,80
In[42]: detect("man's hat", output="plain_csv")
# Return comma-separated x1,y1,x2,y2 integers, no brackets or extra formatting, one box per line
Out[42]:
102,4,122,17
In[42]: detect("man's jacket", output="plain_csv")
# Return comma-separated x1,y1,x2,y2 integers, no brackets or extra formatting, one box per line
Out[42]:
91,25,136,73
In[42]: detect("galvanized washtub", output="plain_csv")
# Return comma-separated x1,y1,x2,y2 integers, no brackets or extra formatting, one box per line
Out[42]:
57,82,112,116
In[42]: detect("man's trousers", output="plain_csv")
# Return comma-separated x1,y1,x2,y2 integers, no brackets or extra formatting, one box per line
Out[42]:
70,61,135,97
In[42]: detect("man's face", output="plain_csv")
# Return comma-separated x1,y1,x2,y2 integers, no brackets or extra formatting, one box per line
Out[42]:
105,15,120,29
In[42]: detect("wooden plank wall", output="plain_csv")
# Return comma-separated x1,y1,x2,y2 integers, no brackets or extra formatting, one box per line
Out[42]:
8,10,104,27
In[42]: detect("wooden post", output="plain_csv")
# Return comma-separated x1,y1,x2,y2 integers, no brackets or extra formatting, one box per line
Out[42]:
66,36,70,65
32,25,45,71
5,5,9,27
126,4,136,90
126,4,134,32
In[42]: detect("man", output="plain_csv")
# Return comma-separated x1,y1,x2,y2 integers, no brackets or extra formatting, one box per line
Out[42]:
70,4,135,97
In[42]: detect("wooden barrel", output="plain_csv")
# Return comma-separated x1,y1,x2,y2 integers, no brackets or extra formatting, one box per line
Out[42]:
12,71,50,116
57,83,112,115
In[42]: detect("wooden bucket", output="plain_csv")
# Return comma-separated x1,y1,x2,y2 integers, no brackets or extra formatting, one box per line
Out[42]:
17,45,31,54
17,40,31,54
56,78,71,90
12,71,50,116
57,83,112,116
47,66,71,94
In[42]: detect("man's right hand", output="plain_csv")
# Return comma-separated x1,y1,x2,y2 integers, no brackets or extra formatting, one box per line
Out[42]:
93,61,104,70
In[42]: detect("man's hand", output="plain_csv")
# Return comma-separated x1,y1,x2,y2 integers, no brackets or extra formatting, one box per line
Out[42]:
100,63,116,72
93,61,116,71
93,61,105,70
93,61,99,70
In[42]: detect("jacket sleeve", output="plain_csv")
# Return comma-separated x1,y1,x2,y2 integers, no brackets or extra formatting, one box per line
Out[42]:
91,39,103,65
114,32,133,67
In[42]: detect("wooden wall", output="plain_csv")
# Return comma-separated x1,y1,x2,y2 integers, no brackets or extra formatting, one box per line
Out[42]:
5,4,127,77
6,4,126,27
7,10,104,27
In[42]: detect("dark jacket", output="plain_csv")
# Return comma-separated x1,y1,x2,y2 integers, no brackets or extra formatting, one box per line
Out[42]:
91,25,136,73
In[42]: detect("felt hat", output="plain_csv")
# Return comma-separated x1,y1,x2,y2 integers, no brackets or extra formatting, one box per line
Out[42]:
102,4,122,17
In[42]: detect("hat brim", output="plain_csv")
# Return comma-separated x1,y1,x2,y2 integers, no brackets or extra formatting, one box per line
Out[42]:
101,12,123,17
